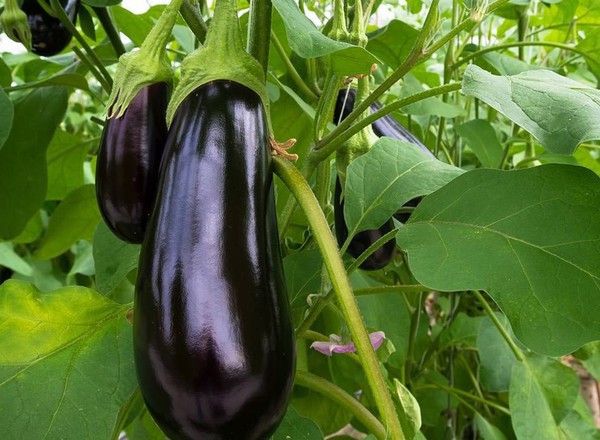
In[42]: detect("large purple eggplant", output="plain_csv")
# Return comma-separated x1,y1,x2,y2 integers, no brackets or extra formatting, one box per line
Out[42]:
134,81,295,439
96,83,169,243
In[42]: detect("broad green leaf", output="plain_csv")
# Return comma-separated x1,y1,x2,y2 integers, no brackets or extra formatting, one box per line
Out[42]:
35,185,101,260
0,89,13,151
344,138,464,236
509,353,579,440
477,314,519,392
0,242,32,276
462,65,600,154
46,130,92,200
394,379,422,440
357,292,411,368
574,148,600,176
78,4,97,41
0,86,69,239
456,120,504,168
480,52,537,76
366,20,419,69
271,0,377,75
397,165,600,355
474,413,507,440
112,5,159,47
93,221,140,296
272,406,323,439
12,211,44,244
0,280,137,439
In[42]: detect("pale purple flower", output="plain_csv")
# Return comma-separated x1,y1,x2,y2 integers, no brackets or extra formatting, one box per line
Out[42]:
310,331,386,356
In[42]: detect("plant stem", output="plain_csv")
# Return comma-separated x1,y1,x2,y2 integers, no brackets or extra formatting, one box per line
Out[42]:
72,46,111,93
247,0,272,76
472,290,524,362
273,157,405,440
452,41,590,69
418,383,510,415
354,285,426,296
295,370,387,440
312,82,462,162
181,0,208,42
49,0,113,89
92,6,126,56
270,31,318,102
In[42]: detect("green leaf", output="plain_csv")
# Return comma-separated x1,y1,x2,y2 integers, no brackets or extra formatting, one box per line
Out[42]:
0,280,137,439
271,0,377,75
357,292,411,368
78,5,97,42
344,138,464,236
0,57,11,87
112,5,159,47
0,86,69,239
397,165,600,355
35,185,102,260
509,353,579,440
577,27,600,84
0,88,13,151
9,73,90,93
402,75,465,118
439,313,483,350
46,130,91,200
272,406,323,439
394,379,422,440
366,20,419,69
0,242,32,276
93,221,140,296
477,314,519,392
456,120,504,168
67,241,95,283
462,65,600,154
474,413,507,440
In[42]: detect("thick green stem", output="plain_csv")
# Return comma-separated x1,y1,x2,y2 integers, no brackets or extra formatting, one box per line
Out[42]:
270,31,318,102
295,370,387,440
247,0,272,76
181,0,208,42
312,82,462,162
50,0,113,88
72,46,111,92
92,6,126,56
472,290,524,362
452,41,589,69
273,157,405,440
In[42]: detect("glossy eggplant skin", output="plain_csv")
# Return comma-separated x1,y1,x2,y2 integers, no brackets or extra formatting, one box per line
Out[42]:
334,178,395,271
134,81,295,440
21,0,78,56
96,83,169,244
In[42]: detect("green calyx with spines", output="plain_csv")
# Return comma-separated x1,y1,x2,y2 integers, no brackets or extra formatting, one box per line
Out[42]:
166,0,267,127
1,0,31,50
106,0,183,119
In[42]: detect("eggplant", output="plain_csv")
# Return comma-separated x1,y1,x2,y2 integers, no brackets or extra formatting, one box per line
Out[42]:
96,83,169,244
334,178,395,270
22,0,78,56
134,80,295,440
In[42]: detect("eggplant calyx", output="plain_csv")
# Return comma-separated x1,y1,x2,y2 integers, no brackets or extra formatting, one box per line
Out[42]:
166,0,268,127
1,0,32,50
